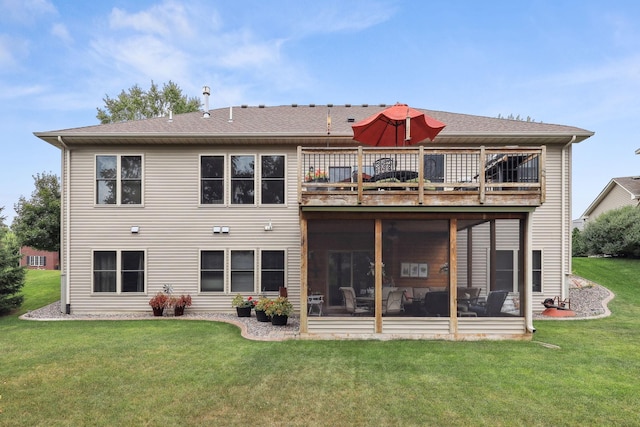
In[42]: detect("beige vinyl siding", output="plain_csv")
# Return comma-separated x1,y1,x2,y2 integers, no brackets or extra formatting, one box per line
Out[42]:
530,144,566,309
67,145,302,314
588,184,638,220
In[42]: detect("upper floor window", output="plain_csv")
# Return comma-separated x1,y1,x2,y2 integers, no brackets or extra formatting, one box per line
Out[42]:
261,155,285,204
93,250,145,293
96,155,142,205
231,155,255,204
201,156,224,204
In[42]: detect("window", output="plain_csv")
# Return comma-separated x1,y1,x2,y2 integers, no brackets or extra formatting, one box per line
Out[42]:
201,156,224,204
96,155,142,205
231,155,255,204
261,155,285,204
93,250,145,293
201,251,224,292
231,250,254,292
261,250,285,292
494,250,514,292
27,256,46,267
532,250,542,292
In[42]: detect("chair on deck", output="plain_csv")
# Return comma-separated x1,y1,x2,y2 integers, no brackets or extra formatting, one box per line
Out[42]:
339,287,371,315
373,158,396,175
382,290,404,315
468,290,509,317
421,291,450,317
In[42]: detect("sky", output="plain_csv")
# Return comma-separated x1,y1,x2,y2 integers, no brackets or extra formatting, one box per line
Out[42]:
2,0,640,224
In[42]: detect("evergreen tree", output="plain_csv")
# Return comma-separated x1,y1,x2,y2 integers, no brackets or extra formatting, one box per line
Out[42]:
0,231,26,315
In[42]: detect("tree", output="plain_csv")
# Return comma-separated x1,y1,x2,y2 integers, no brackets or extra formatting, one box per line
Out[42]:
572,227,588,257
582,206,640,257
12,172,61,252
0,231,26,315
0,206,7,230
96,80,201,124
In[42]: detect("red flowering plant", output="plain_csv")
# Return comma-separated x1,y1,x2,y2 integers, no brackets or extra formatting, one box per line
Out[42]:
305,168,328,182
231,294,256,309
148,292,169,309
171,294,192,309
264,296,293,317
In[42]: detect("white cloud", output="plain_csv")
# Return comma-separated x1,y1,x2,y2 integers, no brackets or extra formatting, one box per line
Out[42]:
51,22,72,44
0,34,29,71
0,0,57,24
109,1,194,39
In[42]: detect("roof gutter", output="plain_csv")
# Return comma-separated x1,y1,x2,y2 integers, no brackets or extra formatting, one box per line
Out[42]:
58,136,71,315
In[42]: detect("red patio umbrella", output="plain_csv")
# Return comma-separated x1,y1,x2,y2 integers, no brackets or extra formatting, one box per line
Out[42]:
352,103,446,146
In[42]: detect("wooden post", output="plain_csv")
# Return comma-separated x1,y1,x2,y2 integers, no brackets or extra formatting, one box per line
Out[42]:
449,219,458,333
375,219,383,334
300,217,308,333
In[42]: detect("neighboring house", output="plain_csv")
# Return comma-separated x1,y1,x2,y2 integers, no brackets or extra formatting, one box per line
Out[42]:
579,176,640,226
20,246,60,270
34,101,593,340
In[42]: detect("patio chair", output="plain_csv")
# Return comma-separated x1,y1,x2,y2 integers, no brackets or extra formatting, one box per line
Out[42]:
421,291,450,317
373,158,396,175
468,290,509,317
382,290,405,315
339,287,371,315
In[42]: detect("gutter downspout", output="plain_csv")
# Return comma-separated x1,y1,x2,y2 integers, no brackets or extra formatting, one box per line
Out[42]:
561,135,576,302
58,136,71,314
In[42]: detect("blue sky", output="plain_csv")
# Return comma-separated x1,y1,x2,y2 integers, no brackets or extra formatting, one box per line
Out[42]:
2,0,640,224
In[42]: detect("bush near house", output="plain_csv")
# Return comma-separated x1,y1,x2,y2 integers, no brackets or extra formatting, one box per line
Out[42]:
578,206,640,257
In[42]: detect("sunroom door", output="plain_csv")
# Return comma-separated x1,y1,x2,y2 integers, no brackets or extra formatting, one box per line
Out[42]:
327,251,373,307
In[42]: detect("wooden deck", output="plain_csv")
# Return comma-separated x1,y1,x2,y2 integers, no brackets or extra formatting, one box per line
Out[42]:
298,146,545,207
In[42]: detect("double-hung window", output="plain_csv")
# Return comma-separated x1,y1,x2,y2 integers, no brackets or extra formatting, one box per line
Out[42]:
261,250,285,292
201,251,224,291
231,250,254,292
231,155,255,204
261,155,285,204
201,156,224,204
532,250,542,292
93,250,145,293
96,155,142,205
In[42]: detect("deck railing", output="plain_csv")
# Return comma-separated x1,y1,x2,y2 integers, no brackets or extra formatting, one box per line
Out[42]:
298,146,546,206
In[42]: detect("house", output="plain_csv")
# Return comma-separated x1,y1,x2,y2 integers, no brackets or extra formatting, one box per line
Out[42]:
578,176,640,227
34,100,593,340
20,246,59,270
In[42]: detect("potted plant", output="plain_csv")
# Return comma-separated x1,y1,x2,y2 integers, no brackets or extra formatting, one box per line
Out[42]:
254,296,273,322
148,292,169,316
232,294,255,317
171,294,192,316
264,296,293,326
305,168,328,182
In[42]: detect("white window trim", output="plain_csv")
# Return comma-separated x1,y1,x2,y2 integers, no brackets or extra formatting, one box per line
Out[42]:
94,154,145,207
91,249,147,294
198,248,287,294
229,153,257,207
259,154,287,207
532,248,543,293
258,248,287,294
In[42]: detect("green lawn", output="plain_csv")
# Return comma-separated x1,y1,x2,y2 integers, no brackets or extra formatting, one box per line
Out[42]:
1,261,639,426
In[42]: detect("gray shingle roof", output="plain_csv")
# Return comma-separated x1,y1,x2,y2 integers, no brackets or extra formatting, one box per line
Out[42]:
34,104,594,147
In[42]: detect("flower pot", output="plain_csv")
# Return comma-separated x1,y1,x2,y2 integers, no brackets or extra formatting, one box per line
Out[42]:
236,306,252,317
255,309,270,322
152,307,164,317
271,314,288,326
174,306,185,317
